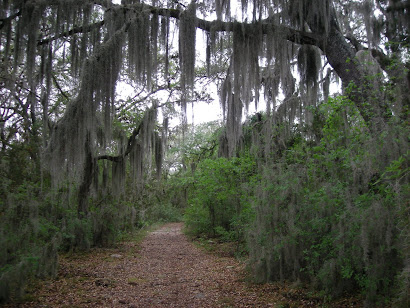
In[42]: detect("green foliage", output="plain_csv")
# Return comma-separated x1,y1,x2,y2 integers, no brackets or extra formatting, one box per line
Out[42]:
146,202,183,223
0,182,60,303
184,155,256,245
246,96,409,305
166,120,222,172
0,173,144,303
140,180,184,223
127,178,184,225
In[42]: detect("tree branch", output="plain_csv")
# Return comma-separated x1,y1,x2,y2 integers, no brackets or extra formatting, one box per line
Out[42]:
97,99,171,162
35,2,322,51
37,20,105,46
97,119,143,162
128,3,324,48
52,74,70,101
116,86,167,112
345,33,363,52
0,10,21,30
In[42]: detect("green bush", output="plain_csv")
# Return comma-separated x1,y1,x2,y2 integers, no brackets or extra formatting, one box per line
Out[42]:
184,156,256,242
184,197,212,235
146,202,183,223
247,96,409,305
0,183,61,303
0,179,143,303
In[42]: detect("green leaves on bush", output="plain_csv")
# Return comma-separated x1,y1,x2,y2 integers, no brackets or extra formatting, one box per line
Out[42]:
245,96,409,305
184,155,256,244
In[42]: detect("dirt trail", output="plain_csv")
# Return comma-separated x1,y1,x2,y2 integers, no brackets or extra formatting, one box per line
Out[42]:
14,223,361,307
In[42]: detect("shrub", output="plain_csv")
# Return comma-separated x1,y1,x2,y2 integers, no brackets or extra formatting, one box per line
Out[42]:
247,96,409,305
184,156,256,242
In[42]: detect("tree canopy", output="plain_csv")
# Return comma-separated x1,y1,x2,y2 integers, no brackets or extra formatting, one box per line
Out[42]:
0,0,409,305
1,0,409,187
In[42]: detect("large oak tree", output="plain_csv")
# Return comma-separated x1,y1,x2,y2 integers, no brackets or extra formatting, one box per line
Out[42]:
0,0,408,210
1,1,409,304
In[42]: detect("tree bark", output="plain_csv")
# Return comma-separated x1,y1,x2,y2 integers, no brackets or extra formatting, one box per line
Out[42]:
78,134,95,217
310,10,391,132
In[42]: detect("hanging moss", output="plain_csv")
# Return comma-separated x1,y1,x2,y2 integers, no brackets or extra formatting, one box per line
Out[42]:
47,10,127,187
112,157,126,196
297,44,322,124
297,44,321,88
179,1,196,94
287,0,330,33
220,22,264,156
127,8,151,85
214,0,231,20
150,12,159,88
159,14,170,81
127,105,159,190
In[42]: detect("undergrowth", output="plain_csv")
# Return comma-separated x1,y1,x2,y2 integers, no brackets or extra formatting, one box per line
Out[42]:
0,174,181,303
179,96,409,307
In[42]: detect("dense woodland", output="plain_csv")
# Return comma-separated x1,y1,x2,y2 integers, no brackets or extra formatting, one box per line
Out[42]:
0,0,409,306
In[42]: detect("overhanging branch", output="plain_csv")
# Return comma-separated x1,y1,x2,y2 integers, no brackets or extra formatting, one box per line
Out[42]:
146,4,324,48
38,20,105,46
98,101,169,163
97,119,143,162
35,2,323,50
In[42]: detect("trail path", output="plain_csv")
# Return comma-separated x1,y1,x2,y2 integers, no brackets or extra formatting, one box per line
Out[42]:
17,223,360,307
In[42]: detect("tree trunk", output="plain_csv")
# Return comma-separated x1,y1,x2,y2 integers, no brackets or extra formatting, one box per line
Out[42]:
77,135,95,217
319,12,390,132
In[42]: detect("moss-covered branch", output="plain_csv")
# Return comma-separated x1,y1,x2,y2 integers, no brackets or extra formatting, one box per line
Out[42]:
97,121,142,162
38,20,105,46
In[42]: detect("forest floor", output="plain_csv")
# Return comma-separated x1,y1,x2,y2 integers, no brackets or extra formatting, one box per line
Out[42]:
7,223,363,307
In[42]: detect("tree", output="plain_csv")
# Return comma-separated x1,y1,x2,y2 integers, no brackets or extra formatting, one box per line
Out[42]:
0,0,409,304
1,0,408,204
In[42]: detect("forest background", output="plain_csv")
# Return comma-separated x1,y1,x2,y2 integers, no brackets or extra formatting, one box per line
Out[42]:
0,0,409,306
